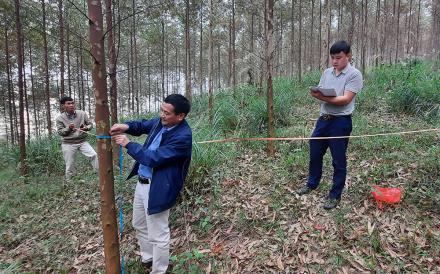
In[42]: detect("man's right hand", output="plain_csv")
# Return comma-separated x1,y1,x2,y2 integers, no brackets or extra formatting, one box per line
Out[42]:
109,124,129,135
69,123,75,130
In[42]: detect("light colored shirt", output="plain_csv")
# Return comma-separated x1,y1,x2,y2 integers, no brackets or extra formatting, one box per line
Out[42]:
138,125,177,179
318,63,363,115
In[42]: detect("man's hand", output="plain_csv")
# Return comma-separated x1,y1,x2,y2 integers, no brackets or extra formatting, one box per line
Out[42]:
112,134,130,147
79,124,89,131
310,90,324,100
110,124,129,135
69,123,75,130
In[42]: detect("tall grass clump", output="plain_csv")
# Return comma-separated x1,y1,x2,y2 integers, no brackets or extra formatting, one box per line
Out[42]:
21,135,66,176
358,59,440,121
388,61,440,121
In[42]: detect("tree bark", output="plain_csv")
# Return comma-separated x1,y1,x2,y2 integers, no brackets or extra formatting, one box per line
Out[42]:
42,0,52,135
298,0,302,82
199,2,203,95
14,0,27,174
59,0,65,98
87,0,121,273
5,27,15,145
208,0,214,124
265,0,275,156
105,0,120,167
28,39,39,137
185,0,192,102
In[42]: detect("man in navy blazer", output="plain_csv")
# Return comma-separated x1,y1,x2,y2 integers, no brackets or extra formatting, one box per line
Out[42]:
111,94,192,273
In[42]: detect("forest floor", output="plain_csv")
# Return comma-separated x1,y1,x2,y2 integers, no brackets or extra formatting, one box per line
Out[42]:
1,108,439,273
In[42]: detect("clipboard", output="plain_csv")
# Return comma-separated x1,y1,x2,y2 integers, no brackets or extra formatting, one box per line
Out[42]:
309,86,337,97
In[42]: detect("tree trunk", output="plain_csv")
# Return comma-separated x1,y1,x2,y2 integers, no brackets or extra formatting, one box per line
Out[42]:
5,27,15,145
66,20,73,96
231,0,236,90
290,0,295,78
28,40,39,137
162,19,166,98
199,2,203,95
87,0,121,273
415,0,421,56
395,0,401,63
105,0,120,167
361,0,367,74
185,0,192,102
22,39,30,141
298,0,302,82
59,0,65,98
265,0,275,156
42,0,52,135
406,0,413,55
208,0,214,124
310,0,315,70
14,0,27,174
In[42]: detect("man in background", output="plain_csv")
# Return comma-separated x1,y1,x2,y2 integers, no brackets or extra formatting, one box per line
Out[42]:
56,96,98,182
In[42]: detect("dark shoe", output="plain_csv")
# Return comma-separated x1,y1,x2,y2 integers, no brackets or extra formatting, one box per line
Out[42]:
141,260,152,271
296,185,313,196
323,197,340,210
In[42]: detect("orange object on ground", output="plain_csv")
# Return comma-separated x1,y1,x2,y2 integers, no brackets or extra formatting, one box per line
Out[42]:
371,186,404,209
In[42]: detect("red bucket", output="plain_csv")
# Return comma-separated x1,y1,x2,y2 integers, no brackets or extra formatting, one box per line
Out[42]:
371,186,404,209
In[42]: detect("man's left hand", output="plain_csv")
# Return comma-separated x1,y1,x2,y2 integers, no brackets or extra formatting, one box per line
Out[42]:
113,134,130,147
79,124,90,131
310,90,324,100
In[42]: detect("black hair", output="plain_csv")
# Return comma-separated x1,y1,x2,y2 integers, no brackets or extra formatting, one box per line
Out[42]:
60,96,74,105
164,94,191,116
330,40,351,55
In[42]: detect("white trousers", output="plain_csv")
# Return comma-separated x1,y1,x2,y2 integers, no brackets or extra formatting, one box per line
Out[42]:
61,142,98,181
132,182,170,274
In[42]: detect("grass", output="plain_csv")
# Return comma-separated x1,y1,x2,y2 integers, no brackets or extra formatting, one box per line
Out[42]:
1,60,439,272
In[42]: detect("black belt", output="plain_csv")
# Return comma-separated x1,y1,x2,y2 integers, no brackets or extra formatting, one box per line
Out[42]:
320,114,351,121
138,176,151,184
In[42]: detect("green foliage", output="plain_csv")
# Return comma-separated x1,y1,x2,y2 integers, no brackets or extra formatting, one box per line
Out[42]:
21,135,65,175
170,249,207,274
358,60,440,121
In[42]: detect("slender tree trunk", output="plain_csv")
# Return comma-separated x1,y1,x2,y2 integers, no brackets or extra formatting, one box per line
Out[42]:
105,0,119,166
231,0,236,90
42,0,52,135
406,0,413,54
66,20,72,97
80,39,86,109
415,0,421,56
361,0,367,74
291,0,295,77
348,0,355,44
22,40,30,140
161,19,165,98
185,0,192,102
208,0,214,124
132,0,139,114
87,1,121,273
265,0,275,156
28,40,39,137
298,0,302,82
321,0,330,69
5,28,15,145
310,0,315,70
59,0,65,98
14,0,27,174
199,2,203,95
395,0,401,63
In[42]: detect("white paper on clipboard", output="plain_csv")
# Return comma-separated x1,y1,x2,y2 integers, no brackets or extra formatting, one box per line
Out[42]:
309,86,337,97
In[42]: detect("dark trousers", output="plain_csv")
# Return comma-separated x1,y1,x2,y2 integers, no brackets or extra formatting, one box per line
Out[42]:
307,115,352,199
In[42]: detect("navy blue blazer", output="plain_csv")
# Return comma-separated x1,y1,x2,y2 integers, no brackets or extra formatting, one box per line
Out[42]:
125,117,192,214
